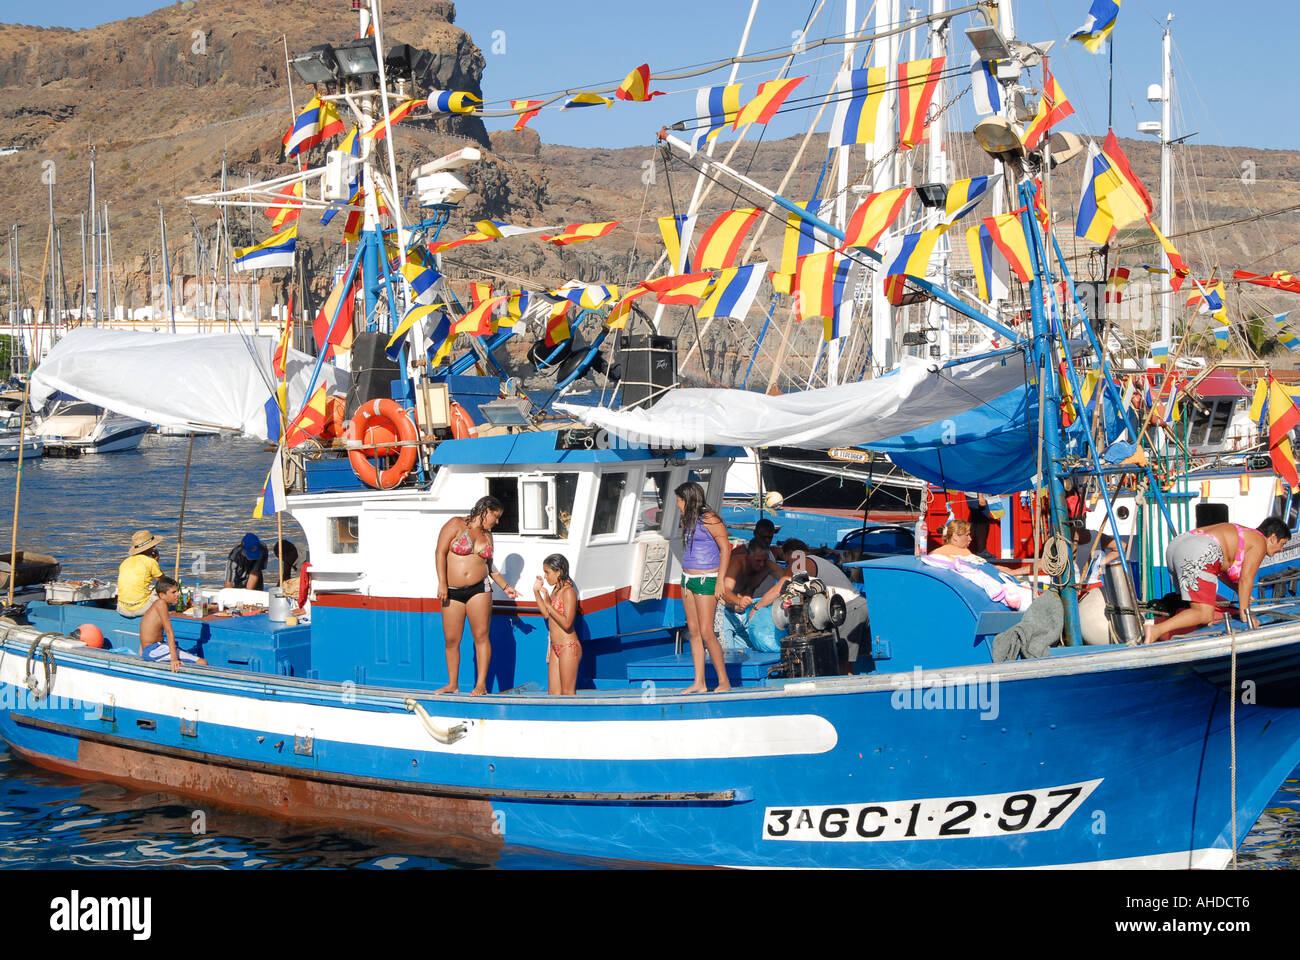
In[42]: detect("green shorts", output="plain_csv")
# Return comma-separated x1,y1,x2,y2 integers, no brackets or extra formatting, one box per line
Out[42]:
682,574,718,596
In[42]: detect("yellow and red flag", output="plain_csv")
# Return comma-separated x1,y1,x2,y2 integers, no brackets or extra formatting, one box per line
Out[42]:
362,98,426,141
605,285,653,330
454,296,504,338
792,251,838,321
1023,69,1074,151
733,77,805,129
543,300,572,347
470,281,495,308
982,212,1033,283
841,187,912,251
616,63,665,102
285,383,329,447
512,99,544,131
1267,375,1300,486
1148,217,1189,292
267,181,304,231
642,272,715,306
898,57,945,150
694,208,761,271
273,293,294,380
540,221,621,246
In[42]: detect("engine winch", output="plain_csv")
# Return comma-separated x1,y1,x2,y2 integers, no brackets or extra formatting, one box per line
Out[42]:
769,572,847,679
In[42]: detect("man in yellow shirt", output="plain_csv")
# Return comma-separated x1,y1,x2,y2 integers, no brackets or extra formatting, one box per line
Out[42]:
117,530,164,618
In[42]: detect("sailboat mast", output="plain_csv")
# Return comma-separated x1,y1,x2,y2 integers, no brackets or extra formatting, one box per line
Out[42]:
827,0,858,387
78,212,87,323
1158,15,1174,346
927,0,950,360
103,203,115,325
868,0,902,374
159,203,176,335
89,146,99,326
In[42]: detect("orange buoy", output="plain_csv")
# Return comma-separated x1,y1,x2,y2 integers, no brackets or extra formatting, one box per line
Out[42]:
77,623,105,648
449,401,478,440
348,399,418,489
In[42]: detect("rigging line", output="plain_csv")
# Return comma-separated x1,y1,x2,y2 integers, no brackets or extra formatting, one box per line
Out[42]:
476,4,985,115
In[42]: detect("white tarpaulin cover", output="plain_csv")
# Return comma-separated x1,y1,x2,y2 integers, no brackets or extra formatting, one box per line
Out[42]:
30,329,350,441
557,354,1029,450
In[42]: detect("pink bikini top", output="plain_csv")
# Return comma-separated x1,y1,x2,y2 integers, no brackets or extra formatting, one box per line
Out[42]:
450,525,492,560
1193,524,1249,582
550,593,565,616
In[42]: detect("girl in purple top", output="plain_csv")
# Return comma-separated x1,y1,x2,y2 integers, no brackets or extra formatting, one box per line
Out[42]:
674,481,732,694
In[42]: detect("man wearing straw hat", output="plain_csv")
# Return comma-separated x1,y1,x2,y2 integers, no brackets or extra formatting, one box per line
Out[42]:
117,529,164,618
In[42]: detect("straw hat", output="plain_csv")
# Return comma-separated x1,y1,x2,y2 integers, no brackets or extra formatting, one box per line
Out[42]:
128,529,162,556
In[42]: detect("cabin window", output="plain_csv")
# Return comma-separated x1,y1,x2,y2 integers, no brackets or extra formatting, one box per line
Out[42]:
486,477,519,534
329,516,359,554
591,472,629,538
551,473,578,538
519,476,556,536
688,467,716,508
636,470,670,535
1206,401,1234,445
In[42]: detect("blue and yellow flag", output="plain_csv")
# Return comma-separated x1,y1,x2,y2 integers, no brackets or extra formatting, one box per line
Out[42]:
429,90,482,115
827,68,885,148
1070,0,1121,54
692,84,743,149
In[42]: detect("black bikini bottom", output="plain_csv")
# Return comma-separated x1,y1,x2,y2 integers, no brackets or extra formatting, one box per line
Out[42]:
445,581,488,605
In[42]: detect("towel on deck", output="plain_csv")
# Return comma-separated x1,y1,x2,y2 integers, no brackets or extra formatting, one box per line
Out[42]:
992,588,1063,662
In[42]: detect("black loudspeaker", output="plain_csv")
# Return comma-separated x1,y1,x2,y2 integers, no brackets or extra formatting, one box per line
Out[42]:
345,331,402,419
619,334,677,409
1196,502,1230,528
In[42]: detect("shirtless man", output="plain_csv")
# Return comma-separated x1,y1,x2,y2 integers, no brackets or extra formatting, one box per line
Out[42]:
140,576,208,672
721,539,785,613
1144,517,1291,644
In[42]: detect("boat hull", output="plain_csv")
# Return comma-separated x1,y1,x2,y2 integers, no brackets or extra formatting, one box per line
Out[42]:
3,626,1300,868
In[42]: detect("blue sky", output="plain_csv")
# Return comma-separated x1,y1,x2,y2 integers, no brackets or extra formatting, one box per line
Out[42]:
3,0,1287,152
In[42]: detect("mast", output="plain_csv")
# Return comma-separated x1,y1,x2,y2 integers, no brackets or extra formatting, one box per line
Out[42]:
79,213,87,324
159,203,176,335
46,175,56,338
89,146,99,326
868,0,901,374
221,153,232,332
926,0,950,360
1157,15,1174,347
103,202,115,325
828,0,858,386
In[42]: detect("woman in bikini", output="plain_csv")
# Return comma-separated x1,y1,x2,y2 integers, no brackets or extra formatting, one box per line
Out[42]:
1144,517,1291,644
435,495,520,695
534,553,580,696
674,481,732,695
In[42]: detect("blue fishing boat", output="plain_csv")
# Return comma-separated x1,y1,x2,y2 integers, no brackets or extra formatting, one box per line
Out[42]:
6,0,1300,871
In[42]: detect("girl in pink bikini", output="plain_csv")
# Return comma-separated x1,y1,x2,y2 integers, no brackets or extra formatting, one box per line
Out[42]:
1145,517,1291,643
534,554,580,695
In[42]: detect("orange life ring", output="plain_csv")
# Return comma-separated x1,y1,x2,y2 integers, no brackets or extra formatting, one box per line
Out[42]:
348,399,418,489
449,401,478,440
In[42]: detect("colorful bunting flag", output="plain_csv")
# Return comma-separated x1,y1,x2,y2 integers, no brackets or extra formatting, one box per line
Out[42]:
828,67,886,147
822,257,855,342
693,83,743,149
616,64,665,102
454,296,504,338
386,302,444,362
283,96,344,158
1023,69,1074,151
1076,132,1153,245
606,285,654,330
898,58,945,150
543,300,572,347
842,187,912,251
285,383,329,448
428,90,481,115
698,262,766,322
642,272,716,306
734,77,805,129
267,181,305,231
942,175,999,227
792,251,838,321
965,224,1008,303
234,224,297,272
1233,269,1300,295
1267,375,1300,486
982,214,1032,282
253,446,287,520
427,310,455,366
774,202,822,293
539,221,620,246
657,214,698,275
694,208,761,271
401,246,442,305
970,53,1001,116
882,228,944,281
1070,0,1122,54
1186,279,1227,322
564,93,614,109
511,99,545,131
363,98,427,140
1276,314,1300,353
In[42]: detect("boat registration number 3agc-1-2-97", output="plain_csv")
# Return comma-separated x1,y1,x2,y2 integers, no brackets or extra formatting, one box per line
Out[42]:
763,779,1102,842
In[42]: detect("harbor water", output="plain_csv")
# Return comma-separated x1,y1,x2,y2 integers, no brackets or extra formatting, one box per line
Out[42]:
0,435,1296,869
